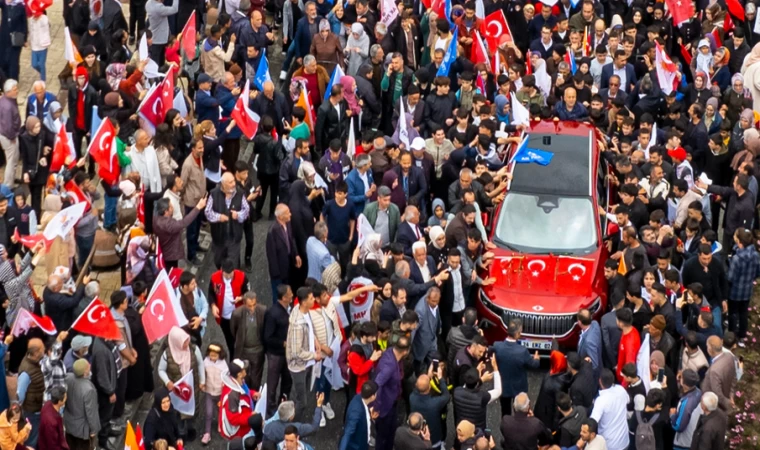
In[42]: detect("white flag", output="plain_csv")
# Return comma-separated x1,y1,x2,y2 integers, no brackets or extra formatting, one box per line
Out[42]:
380,0,399,25
644,122,656,159
347,119,356,159
169,371,195,416
655,42,678,95
398,98,410,148
139,33,163,79
475,0,485,18
42,202,87,241
347,276,375,323
64,27,79,66
510,92,530,126
255,384,268,420
356,214,375,248
173,92,188,119
637,334,651,393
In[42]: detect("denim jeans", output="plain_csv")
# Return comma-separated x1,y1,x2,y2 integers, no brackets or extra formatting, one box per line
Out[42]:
31,49,47,81
76,234,95,268
315,369,332,403
104,195,117,228
185,205,202,260
27,411,41,448
711,306,723,336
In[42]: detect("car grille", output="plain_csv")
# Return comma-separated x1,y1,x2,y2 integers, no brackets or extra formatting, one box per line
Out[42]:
480,291,579,337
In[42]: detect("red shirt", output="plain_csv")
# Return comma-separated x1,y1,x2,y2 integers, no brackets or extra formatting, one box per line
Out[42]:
303,72,321,108
617,327,641,385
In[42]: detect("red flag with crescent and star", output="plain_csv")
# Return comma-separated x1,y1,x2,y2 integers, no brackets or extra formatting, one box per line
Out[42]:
664,0,694,27
484,10,511,51
70,298,122,340
555,256,594,296
169,371,195,415
138,83,166,127
25,0,52,16
161,65,176,117
231,80,260,139
13,229,48,251
87,117,120,185
180,10,197,60
142,270,187,343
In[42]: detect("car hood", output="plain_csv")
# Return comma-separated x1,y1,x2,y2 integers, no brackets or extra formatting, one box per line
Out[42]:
482,249,603,315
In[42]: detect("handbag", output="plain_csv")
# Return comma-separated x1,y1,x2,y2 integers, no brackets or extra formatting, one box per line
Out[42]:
10,32,25,48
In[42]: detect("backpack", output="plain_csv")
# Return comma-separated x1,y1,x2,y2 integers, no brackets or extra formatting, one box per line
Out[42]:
635,410,660,450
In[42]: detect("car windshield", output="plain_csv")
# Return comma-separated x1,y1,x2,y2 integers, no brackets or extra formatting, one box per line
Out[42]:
494,192,598,254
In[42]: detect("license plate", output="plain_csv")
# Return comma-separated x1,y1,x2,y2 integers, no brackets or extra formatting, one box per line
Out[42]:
520,339,552,351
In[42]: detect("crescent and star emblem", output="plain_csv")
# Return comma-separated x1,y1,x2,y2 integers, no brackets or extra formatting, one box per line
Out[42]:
98,131,112,152
87,304,107,323
487,21,503,38
567,263,587,281
150,299,166,322
527,260,546,277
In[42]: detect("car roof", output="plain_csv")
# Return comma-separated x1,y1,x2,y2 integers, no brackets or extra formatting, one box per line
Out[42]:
510,122,594,197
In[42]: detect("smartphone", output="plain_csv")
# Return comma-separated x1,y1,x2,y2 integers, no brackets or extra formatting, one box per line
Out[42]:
657,368,665,382
282,118,289,127
432,359,439,373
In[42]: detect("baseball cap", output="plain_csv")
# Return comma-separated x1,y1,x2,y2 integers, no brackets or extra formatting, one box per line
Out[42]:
228,358,249,378
197,73,213,85
410,137,425,151
71,335,92,352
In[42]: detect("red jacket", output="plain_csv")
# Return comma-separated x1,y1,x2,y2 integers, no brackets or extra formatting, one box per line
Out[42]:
219,373,258,440
347,344,375,394
209,270,248,323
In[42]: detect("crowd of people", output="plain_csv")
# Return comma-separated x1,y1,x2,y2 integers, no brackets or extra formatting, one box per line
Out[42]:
0,0,757,449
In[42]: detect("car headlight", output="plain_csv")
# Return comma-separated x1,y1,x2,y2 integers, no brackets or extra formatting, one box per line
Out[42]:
588,296,602,315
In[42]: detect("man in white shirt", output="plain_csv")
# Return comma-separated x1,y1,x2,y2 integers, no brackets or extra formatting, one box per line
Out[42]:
590,370,630,450
127,130,163,194
411,242,432,283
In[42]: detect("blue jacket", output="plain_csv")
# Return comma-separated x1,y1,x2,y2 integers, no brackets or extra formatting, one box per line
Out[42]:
293,15,324,58
374,349,402,418
215,85,242,139
345,168,373,216
195,90,220,126
555,101,589,121
578,321,603,380
600,63,637,93
26,92,58,120
412,298,440,364
340,395,370,450
493,340,539,398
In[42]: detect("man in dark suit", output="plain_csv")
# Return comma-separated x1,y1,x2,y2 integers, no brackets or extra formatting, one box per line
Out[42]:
396,206,425,256
576,309,603,380
394,11,422,70
379,286,407,324
439,248,469,341
393,152,428,214
315,84,349,155
598,75,628,105
390,260,447,310
600,50,637,93
493,318,540,417
340,380,377,450
412,287,441,373
602,266,625,370
265,204,302,303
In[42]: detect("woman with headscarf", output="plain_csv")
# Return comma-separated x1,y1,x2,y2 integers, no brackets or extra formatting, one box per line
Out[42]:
533,349,570,430
360,233,384,264
648,350,678,411
731,128,760,171
19,117,52,217
125,235,155,285
730,108,756,155
679,71,711,108
420,11,439,67
42,101,64,143
427,225,450,270
143,388,182,449
711,47,731,91
722,73,753,125
344,23,370,76
108,29,132,64
381,169,407,213
704,97,723,135
157,327,206,436
341,75,362,125
80,20,108,61
311,19,344,74
288,180,317,286
742,42,760,113
493,95,510,126
100,91,138,143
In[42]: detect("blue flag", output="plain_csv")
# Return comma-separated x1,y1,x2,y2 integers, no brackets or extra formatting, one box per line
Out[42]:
90,105,101,142
511,134,554,166
254,50,272,92
437,28,459,77
324,64,346,102
445,0,453,25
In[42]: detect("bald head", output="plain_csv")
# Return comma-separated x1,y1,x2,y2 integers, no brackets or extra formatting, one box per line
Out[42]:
27,338,44,361
221,172,236,194
707,335,723,356
47,274,63,292
263,81,275,98
416,374,430,393
514,392,530,412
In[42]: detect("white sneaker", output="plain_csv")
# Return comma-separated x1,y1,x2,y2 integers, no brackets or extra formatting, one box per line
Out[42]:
323,402,335,420
279,70,287,81
320,411,327,427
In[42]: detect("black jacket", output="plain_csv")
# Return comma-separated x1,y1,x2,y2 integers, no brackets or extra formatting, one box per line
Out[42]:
43,285,85,332
315,99,349,154
556,406,588,448
253,133,286,176
265,221,298,281
393,427,433,450
19,130,53,187
568,360,597,409
251,91,291,137
690,409,727,450
707,185,755,241
263,301,290,356
379,299,402,324
500,411,551,450
681,257,728,308
409,387,449,445
355,74,381,130
534,372,571,430
423,92,458,135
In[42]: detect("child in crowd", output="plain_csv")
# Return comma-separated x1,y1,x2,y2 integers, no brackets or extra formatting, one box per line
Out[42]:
202,344,228,445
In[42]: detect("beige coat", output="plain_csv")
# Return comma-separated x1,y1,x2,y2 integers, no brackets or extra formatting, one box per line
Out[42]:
200,39,235,83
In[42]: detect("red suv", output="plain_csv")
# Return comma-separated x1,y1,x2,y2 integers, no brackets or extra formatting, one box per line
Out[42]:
476,120,611,351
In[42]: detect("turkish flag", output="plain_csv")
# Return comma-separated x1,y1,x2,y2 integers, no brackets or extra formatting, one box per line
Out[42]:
161,66,176,117
711,28,722,48
484,10,511,50
168,268,183,289
138,84,166,127
50,126,77,173
13,229,48,251
680,43,693,66
231,80,260,139
11,308,57,336
70,298,122,340
554,257,594,297
64,180,92,212
724,11,734,33
136,423,145,450
137,185,145,225
87,118,120,185
525,50,532,75
142,270,188,343
180,11,197,60
25,0,52,16
169,371,195,415
726,0,745,22
155,237,165,271
664,0,694,27
471,31,491,70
